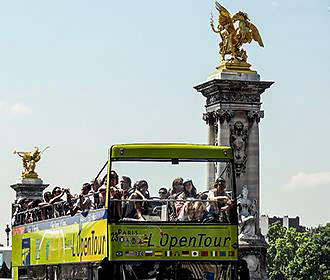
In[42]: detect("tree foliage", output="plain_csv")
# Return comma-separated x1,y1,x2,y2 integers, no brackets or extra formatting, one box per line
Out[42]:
267,223,330,280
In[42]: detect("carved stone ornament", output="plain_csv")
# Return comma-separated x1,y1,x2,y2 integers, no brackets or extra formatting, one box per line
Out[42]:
247,110,264,123
206,93,260,106
202,112,216,125
230,121,248,176
216,109,233,124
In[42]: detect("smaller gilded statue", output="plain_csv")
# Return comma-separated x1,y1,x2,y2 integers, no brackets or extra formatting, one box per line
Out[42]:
13,146,49,179
210,2,264,71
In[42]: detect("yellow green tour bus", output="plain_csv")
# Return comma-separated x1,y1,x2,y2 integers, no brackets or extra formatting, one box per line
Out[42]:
12,144,238,280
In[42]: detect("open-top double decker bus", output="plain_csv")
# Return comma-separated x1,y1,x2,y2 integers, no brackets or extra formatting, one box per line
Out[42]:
12,144,238,280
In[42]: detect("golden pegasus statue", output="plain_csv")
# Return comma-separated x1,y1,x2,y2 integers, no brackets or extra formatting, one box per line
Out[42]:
210,2,264,73
14,146,49,179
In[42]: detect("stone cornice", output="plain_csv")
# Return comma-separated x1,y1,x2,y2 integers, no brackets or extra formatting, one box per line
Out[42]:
194,79,274,107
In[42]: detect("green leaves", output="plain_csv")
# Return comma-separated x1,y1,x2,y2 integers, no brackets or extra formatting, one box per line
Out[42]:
266,223,330,280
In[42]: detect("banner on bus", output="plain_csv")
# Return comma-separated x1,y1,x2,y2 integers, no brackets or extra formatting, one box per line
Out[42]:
12,213,107,266
109,224,238,261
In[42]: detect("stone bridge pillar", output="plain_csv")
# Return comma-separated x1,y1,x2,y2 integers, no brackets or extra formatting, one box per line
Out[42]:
195,71,273,280
195,74,273,216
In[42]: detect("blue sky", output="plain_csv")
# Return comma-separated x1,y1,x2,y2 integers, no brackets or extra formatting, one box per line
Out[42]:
1,0,330,243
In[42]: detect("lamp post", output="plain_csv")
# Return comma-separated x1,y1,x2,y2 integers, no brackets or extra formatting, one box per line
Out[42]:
5,225,10,247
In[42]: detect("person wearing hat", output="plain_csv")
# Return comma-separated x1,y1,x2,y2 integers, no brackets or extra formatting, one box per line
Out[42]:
206,177,233,222
175,178,198,216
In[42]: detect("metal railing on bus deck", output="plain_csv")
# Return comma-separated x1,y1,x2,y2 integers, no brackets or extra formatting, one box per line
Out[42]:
12,191,106,226
12,191,235,226
109,195,234,223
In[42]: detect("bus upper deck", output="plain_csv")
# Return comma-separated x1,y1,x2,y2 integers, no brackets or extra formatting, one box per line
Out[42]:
12,144,239,279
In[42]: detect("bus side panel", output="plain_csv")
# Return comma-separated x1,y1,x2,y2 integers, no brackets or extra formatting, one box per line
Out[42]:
12,226,24,267
12,216,107,266
13,266,18,280
108,224,238,261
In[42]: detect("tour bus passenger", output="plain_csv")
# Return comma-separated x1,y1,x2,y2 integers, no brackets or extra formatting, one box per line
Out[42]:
19,198,30,224
12,197,33,225
23,199,37,224
38,191,53,220
169,177,184,196
193,201,207,222
90,178,103,209
12,202,20,226
137,180,150,199
49,186,68,217
158,187,168,199
167,178,183,220
109,170,124,219
79,183,94,211
43,191,53,203
29,199,42,222
96,174,107,208
63,188,78,215
124,180,150,221
69,183,93,216
175,178,198,217
19,198,29,211
118,175,132,217
120,176,132,194
177,199,195,221
122,180,139,218
49,186,65,204
206,177,233,222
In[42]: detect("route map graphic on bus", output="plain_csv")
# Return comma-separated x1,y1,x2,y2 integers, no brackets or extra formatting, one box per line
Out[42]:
22,238,30,266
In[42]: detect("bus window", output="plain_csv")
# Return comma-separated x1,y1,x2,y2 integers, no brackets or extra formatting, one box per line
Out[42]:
60,264,89,280
27,266,46,280
117,261,233,280
17,267,27,280
110,160,236,224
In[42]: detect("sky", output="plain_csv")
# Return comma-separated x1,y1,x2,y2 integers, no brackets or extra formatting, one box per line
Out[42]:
0,0,329,244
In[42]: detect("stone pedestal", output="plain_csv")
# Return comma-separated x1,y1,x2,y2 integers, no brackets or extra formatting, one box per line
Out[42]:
194,70,273,280
11,178,49,201
239,237,268,280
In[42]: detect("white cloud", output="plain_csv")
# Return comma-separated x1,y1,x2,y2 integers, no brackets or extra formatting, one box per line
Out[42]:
282,171,330,191
0,101,32,117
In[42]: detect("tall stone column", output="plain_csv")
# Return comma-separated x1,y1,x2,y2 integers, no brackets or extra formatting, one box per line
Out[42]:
216,109,233,180
246,110,264,221
194,72,273,280
203,112,216,189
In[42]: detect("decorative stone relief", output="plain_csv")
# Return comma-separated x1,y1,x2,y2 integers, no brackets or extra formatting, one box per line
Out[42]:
216,109,233,124
247,110,264,123
238,185,258,240
206,93,260,106
230,121,248,176
244,255,261,279
202,112,216,125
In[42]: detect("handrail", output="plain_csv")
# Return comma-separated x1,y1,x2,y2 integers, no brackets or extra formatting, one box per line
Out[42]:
12,192,234,226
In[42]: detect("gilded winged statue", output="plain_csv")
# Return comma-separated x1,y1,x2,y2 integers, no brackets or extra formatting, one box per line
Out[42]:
14,146,49,179
210,2,264,64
